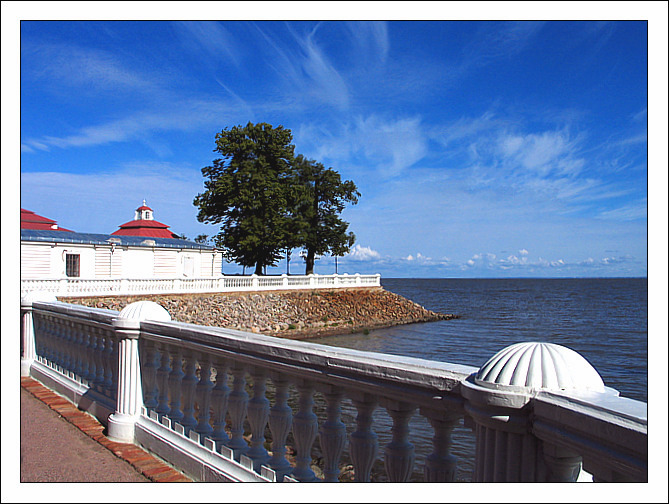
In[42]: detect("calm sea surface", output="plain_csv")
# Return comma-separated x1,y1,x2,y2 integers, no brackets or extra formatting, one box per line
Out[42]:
309,278,648,481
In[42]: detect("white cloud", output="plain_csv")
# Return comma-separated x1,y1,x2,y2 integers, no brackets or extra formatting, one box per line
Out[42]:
346,244,381,261
519,249,529,256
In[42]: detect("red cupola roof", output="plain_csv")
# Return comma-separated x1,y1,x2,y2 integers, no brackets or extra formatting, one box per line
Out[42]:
111,200,179,239
21,208,73,232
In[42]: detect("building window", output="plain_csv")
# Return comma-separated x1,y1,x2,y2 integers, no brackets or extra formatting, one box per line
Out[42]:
65,253,80,277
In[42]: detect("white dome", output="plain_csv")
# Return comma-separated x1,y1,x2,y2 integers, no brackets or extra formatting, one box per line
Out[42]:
21,291,58,306
118,301,171,322
475,342,605,393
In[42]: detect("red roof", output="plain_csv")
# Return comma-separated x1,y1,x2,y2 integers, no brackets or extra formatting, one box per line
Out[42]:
21,208,73,232
111,219,179,238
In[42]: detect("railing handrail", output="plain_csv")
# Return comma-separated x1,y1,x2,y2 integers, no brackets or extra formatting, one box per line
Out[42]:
139,318,477,405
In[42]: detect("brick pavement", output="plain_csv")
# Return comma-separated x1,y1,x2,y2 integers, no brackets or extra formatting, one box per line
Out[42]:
20,376,192,483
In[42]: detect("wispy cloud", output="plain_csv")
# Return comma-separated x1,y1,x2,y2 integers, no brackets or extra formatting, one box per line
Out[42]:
253,22,350,111
21,98,238,151
344,21,389,64
23,42,157,93
173,21,241,68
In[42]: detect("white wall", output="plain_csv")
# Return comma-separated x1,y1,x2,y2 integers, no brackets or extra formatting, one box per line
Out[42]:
22,240,224,279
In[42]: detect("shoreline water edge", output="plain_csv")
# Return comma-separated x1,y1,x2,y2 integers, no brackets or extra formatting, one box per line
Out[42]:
60,287,458,340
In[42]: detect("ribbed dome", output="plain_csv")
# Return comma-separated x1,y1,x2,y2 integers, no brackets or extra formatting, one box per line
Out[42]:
475,342,605,393
118,301,172,322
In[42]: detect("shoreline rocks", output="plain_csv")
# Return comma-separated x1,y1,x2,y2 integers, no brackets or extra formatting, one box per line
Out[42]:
60,287,458,340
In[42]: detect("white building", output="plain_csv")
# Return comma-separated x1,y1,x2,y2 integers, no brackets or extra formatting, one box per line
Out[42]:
21,203,223,280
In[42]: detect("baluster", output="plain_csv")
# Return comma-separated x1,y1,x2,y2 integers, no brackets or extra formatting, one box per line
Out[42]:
180,351,199,435
140,339,159,411
384,401,416,482
60,320,72,373
268,375,293,481
167,347,185,424
194,354,214,441
104,330,116,398
46,315,58,367
542,442,582,482
319,387,347,482
155,344,171,418
83,323,96,385
291,381,319,482
226,364,249,458
211,358,231,449
51,316,63,371
246,368,271,472
65,320,77,375
93,327,106,392
33,315,44,364
72,323,85,381
422,408,460,482
349,395,379,482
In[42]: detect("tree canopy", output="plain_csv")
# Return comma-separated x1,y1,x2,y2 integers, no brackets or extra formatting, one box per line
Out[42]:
193,122,295,275
291,154,359,275
194,122,359,275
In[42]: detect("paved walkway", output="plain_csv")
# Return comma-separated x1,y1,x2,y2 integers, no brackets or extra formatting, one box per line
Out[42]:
20,377,192,483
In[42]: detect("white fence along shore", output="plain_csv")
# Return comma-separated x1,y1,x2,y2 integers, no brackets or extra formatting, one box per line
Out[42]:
20,293,647,483
21,274,382,298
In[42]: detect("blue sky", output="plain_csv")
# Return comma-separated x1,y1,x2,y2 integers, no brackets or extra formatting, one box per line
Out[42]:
8,6,665,278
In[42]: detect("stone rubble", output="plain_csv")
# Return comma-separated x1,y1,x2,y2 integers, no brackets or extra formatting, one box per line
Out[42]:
61,287,457,340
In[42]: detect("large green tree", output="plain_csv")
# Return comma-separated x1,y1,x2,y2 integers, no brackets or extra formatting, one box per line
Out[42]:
193,122,295,275
291,154,360,275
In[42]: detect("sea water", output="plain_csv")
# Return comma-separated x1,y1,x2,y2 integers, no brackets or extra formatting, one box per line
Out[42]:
309,278,648,481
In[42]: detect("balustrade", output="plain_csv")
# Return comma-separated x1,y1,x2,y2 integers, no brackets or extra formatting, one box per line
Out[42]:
22,274,382,297
21,298,647,484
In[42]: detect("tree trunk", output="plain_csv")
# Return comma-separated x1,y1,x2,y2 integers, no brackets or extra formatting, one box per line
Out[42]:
254,262,263,276
305,249,315,275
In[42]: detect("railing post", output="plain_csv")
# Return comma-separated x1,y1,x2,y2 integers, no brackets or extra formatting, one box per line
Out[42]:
21,292,57,376
108,301,171,443
462,341,608,482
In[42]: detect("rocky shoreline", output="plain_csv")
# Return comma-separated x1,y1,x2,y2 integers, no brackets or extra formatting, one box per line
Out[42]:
60,287,457,340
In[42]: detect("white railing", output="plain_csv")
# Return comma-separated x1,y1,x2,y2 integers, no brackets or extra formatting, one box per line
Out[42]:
20,297,647,483
21,274,382,298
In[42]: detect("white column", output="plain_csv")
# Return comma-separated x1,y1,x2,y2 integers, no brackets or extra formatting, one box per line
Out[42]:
107,322,143,442
108,301,172,443
462,342,607,482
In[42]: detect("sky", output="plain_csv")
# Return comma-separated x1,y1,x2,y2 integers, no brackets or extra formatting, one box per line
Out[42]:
7,5,667,278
